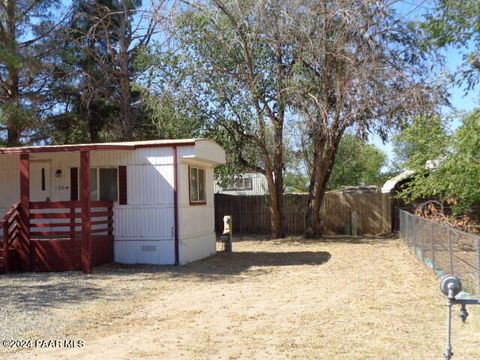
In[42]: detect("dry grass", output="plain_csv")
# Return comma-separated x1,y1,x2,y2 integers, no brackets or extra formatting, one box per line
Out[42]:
2,237,480,359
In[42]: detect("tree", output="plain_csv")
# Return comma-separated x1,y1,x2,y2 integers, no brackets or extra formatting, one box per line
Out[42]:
160,0,441,238
423,0,480,90
393,115,450,170
287,1,441,238
0,0,65,145
395,111,480,215
392,115,450,203
284,135,387,193
327,135,386,190
164,0,299,238
48,0,163,143
440,111,480,213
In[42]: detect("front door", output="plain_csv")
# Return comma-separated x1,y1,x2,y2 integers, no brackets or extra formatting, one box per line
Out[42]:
30,161,51,202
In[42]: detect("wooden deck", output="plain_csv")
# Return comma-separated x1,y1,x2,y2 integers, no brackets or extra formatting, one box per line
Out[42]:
0,201,114,273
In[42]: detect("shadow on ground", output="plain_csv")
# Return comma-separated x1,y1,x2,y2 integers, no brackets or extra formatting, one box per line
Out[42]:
223,233,398,244
98,250,331,278
0,249,331,311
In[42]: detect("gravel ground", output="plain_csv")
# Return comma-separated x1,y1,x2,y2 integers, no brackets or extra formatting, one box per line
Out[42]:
1,236,479,359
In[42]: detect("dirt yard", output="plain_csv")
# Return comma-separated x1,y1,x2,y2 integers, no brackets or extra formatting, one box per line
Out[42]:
1,237,479,359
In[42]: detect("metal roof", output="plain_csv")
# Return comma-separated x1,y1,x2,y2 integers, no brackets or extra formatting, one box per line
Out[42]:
0,139,200,155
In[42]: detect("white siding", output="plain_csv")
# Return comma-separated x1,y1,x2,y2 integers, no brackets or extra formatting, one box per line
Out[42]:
91,149,176,265
0,139,225,266
176,148,217,265
214,172,269,196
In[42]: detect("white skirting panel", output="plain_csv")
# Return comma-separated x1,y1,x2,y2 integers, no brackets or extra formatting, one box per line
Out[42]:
179,232,216,265
114,239,175,265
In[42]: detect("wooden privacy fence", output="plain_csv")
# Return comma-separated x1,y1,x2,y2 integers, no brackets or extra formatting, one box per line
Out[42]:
215,192,392,235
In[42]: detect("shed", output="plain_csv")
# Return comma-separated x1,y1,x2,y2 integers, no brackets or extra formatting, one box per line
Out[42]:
0,139,225,273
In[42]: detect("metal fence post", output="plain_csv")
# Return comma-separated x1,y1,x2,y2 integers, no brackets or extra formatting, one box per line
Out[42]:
412,215,416,250
448,228,454,275
431,221,436,271
477,237,480,294
420,218,425,261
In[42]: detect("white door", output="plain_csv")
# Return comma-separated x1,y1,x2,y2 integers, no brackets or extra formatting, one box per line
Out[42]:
30,161,52,202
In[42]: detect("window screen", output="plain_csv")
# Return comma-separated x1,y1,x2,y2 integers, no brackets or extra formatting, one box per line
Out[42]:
189,166,206,204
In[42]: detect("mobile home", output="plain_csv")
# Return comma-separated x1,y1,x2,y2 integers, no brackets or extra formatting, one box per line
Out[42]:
0,139,225,273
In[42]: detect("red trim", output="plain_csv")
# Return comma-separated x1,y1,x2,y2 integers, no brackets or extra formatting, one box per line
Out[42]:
0,140,197,155
80,151,92,274
133,141,195,149
20,153,31,271
70,167,78,201
173,147,179,265
118,166,127,205
188,166,207,206
2,144,133,154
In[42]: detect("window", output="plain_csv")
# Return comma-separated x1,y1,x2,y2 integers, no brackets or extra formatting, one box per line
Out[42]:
189,166,206,204
225,177,253,191
90,168,118,201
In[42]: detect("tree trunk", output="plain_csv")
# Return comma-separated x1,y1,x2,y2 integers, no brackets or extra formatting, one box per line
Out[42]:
305,138,338,238
272,121,286,238
263,155,285,239
305,138,324,238
5,0,21,146
118,0,132,140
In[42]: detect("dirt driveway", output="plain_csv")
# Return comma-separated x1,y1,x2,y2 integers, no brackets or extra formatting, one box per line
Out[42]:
1,237,479,359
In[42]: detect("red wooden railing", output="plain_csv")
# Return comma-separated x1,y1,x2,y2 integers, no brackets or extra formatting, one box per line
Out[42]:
0,203,23,272
1,201,113,272
29,201,113,239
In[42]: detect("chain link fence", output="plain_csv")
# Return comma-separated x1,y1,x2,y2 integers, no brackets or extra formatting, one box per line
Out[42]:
398,209,480,295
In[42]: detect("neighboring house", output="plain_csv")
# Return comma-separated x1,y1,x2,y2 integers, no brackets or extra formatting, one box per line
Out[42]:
381,170,415,194
382,158,445,195
0,139,225,273
215,172,268,196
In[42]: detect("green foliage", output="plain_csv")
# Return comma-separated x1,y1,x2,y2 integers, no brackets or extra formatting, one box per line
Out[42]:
423,0,480,89
393,115,450,170
327,135,386,190
284,172,308,193
282,135,387,193
138,92,204,140
435,111,480,213
393,115,450,203
0,0,64,144
395,111,480,214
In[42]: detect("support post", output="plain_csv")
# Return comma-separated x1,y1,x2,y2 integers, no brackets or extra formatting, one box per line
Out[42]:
477,237,480,294
173,146,179,265
80,151,91,274
20,153,31,271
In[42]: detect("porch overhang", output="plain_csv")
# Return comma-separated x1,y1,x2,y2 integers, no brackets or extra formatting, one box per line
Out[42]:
0,139,197,155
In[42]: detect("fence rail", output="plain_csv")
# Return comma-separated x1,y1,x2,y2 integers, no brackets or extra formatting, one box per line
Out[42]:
398,209,480,295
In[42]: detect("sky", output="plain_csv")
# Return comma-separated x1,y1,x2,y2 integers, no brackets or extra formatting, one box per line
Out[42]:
370,1,479,170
